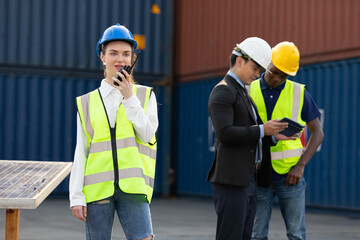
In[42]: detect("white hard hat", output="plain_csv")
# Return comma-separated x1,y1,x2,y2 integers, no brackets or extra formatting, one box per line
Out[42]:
232,37,272,70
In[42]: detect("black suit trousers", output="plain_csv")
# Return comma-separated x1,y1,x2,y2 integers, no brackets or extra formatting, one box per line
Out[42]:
212,171,257,240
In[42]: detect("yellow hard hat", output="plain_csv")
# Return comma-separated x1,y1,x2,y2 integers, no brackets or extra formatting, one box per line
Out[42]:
271,41,300,76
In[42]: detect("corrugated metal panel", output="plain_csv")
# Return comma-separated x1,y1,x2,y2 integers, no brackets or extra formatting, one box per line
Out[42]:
137,82,166,195
174,0,360,82
0,0,171,75
0,74,165,195
174,78,220,197
152,85,167,195
293,58,360,210
174,58,360,211
0,73,98,194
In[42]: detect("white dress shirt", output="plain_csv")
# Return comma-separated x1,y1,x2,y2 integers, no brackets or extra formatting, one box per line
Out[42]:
69,80,158,207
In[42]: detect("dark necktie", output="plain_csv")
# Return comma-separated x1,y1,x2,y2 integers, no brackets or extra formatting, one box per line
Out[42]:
243,86,255,108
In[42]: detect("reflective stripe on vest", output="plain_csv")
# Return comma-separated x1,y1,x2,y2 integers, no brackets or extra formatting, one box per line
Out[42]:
291,82,302,121
136,86,147,109
79,93,94,142
84,168,154,188
249,79,305,174
76,85,156,203
89,137,156,159
271,148,304,160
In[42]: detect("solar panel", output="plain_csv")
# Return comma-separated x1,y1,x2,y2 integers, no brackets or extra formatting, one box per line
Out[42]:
0,160,72,209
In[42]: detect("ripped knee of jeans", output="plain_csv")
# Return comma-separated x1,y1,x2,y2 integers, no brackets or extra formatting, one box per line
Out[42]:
137,234,154,240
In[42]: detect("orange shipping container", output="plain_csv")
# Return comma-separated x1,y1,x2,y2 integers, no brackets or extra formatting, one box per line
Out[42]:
174,0,360,82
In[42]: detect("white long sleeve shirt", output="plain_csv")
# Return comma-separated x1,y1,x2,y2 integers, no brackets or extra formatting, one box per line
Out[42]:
69,80,158,207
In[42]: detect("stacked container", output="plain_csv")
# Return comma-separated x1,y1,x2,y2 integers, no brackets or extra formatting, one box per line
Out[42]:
173,0,360,212
0,0,174,195
1,0,360,213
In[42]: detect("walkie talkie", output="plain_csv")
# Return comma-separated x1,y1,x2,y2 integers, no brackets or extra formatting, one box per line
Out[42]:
114,51,141,86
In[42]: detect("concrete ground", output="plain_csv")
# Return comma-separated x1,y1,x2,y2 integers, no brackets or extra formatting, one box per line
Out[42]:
1,198,360,240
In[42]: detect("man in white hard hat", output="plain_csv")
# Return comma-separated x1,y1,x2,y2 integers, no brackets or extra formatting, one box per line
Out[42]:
207,37,296,240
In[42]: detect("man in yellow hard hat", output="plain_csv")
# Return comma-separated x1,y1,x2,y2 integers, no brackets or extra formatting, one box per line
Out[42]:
249,41,324,240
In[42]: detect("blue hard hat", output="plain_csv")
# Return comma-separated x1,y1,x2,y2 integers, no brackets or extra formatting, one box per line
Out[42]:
96,23,138,57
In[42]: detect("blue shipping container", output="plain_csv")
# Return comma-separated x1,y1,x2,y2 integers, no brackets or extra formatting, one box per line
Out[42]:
294,58,360,211
174,58,360,212
174,77,220,198
0,0,172,75
0,0,174,197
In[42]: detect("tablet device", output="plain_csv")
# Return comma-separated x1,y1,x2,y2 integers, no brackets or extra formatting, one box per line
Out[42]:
279,117,305,137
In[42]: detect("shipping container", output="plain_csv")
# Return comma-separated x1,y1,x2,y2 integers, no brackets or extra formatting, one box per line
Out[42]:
0,0,172,75
174,0,360,82
294,58,360,211
174,57,360,212
0,0,175,196
174,77,220,197
0,73,166,196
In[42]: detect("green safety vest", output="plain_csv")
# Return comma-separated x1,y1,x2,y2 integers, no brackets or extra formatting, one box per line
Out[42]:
249,79,305,174
76,85,157,203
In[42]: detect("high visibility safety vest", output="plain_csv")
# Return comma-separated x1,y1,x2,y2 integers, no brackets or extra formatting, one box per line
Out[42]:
249,80,305,174
76,85,157,203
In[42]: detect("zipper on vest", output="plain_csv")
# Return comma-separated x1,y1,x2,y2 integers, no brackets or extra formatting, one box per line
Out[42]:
110,127,119,184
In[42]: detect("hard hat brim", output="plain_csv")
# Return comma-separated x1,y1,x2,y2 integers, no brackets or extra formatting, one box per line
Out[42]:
274,63,299,76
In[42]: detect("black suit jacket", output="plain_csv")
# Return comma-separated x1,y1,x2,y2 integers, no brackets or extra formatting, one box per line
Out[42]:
207,74,273,188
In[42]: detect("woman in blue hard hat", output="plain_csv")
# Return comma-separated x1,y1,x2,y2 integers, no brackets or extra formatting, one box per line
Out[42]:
69,23,158,240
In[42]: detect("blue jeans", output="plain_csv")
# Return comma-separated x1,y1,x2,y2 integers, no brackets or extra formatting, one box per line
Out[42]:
252,176,306,240
85,186,153,240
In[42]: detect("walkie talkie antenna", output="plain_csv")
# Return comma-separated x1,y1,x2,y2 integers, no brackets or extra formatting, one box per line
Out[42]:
129,51,141,71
